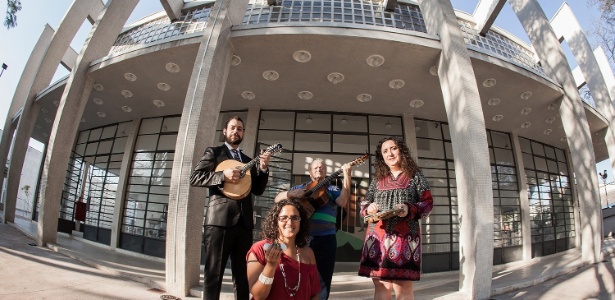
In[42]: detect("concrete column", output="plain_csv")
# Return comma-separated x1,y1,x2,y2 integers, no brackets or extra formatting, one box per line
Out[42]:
473,0,506,36
551,3,615,211
1,0,104,224
0,26,53,222
564,148,584,248
61,46,79,71
4,103,40,223
160,0,184,21
402,112,418,162
110,120,140,249
37,0,138,246
165,0,249,295
419,1,494,298
593,47,615,101
510,133,532,260
509,0,602,264
32,143,48,221
242,106,261,157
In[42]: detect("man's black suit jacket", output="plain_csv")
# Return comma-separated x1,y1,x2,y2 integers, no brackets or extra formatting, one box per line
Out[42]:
190,145,268,229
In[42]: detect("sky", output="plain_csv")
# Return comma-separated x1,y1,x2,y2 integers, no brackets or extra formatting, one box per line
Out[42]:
0,0,612,181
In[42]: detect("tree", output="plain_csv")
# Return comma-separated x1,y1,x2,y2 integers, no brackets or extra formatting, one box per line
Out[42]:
590,0,615,68
3,0,21,29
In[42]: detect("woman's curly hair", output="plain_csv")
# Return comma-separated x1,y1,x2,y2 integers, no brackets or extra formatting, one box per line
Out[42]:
374,136,420,180
260,199,310,247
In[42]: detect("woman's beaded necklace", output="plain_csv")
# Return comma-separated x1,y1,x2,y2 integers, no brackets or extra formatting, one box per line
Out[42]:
279,247,301,297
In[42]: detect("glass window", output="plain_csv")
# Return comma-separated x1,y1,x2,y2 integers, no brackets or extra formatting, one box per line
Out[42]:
333,114,367,132
139,118,163,134
135,135,159,152
488,130,520,257
60,122,131,246
260,111,295,130
259,130,294,151
295,132,330,152
332,134,368,153
369,115,402,135
296,113,330,131
521,136,574,257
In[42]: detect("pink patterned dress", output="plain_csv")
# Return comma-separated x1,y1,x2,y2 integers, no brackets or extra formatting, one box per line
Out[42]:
358,171,433,281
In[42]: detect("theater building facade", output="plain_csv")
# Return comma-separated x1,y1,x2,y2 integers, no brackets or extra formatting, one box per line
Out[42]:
1,0,613,297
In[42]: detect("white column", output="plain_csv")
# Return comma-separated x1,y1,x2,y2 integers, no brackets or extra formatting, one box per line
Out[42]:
164,0,249,295
509,0,602,263
419,1,494,298
0,26,53,223
551,3,615,210
510,133,532,260
37,0,139,246
402,112,418,162
242,106,261,157
109,120,140,249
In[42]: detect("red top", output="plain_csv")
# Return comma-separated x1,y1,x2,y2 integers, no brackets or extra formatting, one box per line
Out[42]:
247,240,320,300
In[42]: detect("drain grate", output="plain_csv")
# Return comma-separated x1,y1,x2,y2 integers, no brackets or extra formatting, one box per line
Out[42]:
160,295,181,300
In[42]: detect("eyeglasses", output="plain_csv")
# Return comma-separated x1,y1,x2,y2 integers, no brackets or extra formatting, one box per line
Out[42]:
277,215,301,223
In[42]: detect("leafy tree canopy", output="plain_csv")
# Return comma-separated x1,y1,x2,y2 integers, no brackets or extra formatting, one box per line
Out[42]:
3,0,21,29
590,0,615,67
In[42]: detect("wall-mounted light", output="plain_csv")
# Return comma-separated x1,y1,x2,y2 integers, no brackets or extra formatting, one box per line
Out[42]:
262,70,279,81
409,99,424,108
124,72,137,82
241,91,256,100
520,91,533,100
356,93,372,102
366,54,385,67
293,50,311,63
340,118,348,125
385,121,392,129
327,72,344,84
231,56,241,66
487,98,500,106
165,62,180,73
306,115,313,124
157,82,171,91
482,78,496,87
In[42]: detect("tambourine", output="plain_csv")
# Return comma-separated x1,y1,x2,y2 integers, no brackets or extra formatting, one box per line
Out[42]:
364,208,405,223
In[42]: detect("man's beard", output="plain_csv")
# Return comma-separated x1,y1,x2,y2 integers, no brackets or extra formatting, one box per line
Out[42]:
226,134,242,145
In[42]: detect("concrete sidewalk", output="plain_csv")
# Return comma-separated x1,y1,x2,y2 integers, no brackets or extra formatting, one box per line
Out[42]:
2,217,614,300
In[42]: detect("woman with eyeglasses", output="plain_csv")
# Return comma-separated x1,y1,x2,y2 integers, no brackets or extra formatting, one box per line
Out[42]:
247,199,321,300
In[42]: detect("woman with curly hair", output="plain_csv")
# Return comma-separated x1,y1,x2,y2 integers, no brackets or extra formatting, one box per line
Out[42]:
359,137,433,300
247,199,320,300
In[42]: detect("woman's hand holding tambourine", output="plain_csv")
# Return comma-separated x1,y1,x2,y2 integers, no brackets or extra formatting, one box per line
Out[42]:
395,203,408,218
366,203,379,215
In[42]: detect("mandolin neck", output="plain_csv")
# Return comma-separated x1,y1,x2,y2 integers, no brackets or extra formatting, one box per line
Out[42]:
240,157,258,173
305,169,343,197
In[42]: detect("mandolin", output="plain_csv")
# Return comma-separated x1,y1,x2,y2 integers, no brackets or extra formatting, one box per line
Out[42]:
297,153,369,216
215,143,283,200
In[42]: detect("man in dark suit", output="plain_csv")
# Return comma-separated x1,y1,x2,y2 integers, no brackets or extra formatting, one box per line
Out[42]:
190,116,271,300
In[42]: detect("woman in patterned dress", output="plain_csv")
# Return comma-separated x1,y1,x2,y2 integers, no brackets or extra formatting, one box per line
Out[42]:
358,137,433,300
